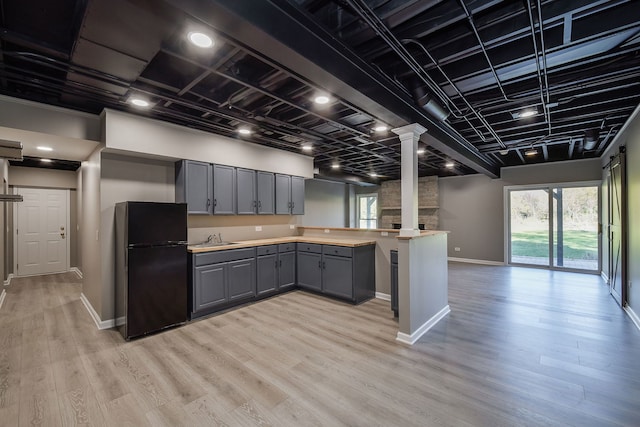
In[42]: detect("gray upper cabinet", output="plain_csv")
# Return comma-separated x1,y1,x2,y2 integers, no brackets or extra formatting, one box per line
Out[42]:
175,160,212,214
256,171,275,214
291,176,305,215
213,164,236,214
275,173,291,214
275,174,305,215
236,168,257,215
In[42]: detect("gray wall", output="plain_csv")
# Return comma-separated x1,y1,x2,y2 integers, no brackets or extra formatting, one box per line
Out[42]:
302,179,350,227
1,159,7,282
101,153,175,319
601,104,640,322
439,158,602,262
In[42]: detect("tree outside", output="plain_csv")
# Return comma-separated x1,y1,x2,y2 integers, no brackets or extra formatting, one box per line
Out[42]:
510,186,598,270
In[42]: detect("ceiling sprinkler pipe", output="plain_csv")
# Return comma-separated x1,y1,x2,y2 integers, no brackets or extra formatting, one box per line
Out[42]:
413,85,450,121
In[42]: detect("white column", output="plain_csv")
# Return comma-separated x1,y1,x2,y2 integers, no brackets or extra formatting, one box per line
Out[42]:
392,124,427,237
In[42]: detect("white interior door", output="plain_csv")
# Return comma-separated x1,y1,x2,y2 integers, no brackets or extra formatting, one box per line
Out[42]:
15,187,69,276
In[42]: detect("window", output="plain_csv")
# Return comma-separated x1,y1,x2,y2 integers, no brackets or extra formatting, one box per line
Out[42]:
358,194,378,229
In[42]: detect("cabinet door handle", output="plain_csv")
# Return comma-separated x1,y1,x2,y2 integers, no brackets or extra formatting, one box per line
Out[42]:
207,198,211,207
279,259,282,267
258,200,262,209
214,199,217,207
322,261,326,269
318,260,322,269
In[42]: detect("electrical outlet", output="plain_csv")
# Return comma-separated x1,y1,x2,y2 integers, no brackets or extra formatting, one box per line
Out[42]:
381,231,389,237
454,247,461,252
289,224,295,229
324,229,330,233
255,226,262,232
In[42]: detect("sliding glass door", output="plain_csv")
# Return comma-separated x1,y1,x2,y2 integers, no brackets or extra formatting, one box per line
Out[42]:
508,183,599,272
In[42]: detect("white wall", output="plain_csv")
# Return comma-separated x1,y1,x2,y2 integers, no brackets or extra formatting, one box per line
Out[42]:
9,167,78,189
439,158,602,262
103,109,314,178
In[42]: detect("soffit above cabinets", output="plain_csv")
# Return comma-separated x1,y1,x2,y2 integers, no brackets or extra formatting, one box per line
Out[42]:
0,0,638,180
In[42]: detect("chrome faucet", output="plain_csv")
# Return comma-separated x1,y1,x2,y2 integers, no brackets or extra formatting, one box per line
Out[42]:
216,233,223,243
205,234,213,244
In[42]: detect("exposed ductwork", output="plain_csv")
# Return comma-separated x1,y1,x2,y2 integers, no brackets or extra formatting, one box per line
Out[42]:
412,84,450,122
0,139,23,160
584,129,599,150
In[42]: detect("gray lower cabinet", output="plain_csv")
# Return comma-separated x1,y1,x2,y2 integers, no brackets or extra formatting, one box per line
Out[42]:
390,250,398,317
213,164,236,214
175,160,212,214
296,243,375,303
257,244,296,295
257,248,278,296
190,247,256,318
278,247,296,290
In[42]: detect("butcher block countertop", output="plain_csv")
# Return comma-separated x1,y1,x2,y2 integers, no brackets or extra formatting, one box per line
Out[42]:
188,236,377,253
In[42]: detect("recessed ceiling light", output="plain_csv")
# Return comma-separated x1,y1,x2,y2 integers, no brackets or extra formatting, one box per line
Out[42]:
314,95,330,105
524,148,538,156
331,163,340,169
302,144,313,151
130,98,150,108
369,172,378,178
513,108,537,119
445,162,455,168
373,125,388,132
37,146,53,152
499,149,510,155
416,148,426,155
238,128,252,135
40,158,52,163
188,32,214,48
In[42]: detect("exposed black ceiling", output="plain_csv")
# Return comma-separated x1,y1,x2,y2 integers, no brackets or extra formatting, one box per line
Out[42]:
1,0,638,180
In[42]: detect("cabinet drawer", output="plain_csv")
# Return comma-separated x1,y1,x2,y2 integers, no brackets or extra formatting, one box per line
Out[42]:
390,249,398,264
323,245,353,258
257,245,278,256
297,243,322,253
278,243,296,253
194,247,256,266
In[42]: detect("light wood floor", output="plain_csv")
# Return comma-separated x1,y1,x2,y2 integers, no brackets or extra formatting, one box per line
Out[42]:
1,263,639,426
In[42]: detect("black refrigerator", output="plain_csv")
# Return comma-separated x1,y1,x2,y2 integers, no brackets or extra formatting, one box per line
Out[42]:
115,201,188,340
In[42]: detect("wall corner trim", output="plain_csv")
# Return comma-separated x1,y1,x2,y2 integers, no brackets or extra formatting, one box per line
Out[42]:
80,293,116,330
448,257,505,266
3,274,14,286
396,304,451,345
625,306,640,332
375,292,391,301
70,267,83,279
0,289,6,310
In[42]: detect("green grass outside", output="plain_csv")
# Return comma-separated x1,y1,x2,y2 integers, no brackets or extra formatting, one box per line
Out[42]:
511,230,598,260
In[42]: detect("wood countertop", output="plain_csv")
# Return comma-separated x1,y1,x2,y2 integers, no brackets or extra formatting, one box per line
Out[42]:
188,236,376,253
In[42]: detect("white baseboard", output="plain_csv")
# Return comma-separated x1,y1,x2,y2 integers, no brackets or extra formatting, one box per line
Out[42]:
448,257,505,266
80,293,116,330
600,271,609,284
0,289,6,310
625,306,640,332
375,292,391,301
396,304,451,345
3,273,14,286
116,316,125,327
70,267,83,279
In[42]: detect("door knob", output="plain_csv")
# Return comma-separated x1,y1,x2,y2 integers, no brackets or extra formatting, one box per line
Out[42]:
60,232,66,239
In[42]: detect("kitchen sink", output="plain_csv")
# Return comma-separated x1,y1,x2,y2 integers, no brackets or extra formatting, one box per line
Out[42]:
191,242,236,248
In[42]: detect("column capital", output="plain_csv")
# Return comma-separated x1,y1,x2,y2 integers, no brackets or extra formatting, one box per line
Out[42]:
392,124,427,139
